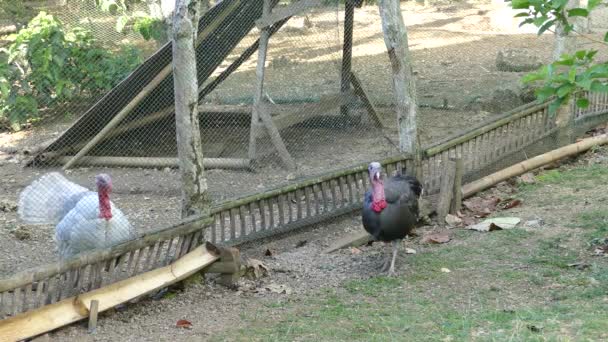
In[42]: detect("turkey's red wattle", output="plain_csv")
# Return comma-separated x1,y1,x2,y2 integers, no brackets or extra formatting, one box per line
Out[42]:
371,180,387,213
98,189,112,220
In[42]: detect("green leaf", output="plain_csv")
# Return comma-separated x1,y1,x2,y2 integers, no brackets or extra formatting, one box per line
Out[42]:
537,19,555,35
604,32,608,43
511,0,531,9
514,12,530,18
567,8,589,17
557,84,574,97
590,81,608,92
575,50,586,60
548,97,564,115
576,98,590,108
536,86,556,101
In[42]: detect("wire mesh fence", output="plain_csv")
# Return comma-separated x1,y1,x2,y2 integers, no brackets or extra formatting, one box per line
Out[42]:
1,0,608,276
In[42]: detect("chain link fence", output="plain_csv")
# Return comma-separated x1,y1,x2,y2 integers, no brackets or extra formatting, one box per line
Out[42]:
3,0,607,275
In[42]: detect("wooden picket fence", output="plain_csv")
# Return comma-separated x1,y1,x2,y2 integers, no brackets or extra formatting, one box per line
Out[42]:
1,93,608,320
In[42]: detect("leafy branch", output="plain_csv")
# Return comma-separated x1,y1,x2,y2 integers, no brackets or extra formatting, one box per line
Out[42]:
507,0,608,114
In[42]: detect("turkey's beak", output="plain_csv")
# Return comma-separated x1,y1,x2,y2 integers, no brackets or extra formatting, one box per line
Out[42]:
374,171,380,181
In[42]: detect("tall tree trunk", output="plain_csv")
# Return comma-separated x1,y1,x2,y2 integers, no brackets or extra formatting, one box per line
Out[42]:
378,0,420,156
172,0,211,218
553,0,580,61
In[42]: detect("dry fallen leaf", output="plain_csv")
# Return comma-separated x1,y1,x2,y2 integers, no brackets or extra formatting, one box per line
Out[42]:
445,214,462,227
467,217,521,232
463,196,501,217
405,248,417,254
422,232,451,244
499,199,522,210
244,258,269,279
440,268,451,273
264,249,273,257
176,319,193,329
350,247,362,254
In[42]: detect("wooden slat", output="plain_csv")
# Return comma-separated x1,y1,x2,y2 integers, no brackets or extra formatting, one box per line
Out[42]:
256,0,322,29
277,195,285,226
229,209,237,240
239,205,247,237
259,200,267,230
249,202,257,233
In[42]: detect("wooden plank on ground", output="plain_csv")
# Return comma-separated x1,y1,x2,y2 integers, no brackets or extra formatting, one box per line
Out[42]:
323,230,372,254
0,243,220,342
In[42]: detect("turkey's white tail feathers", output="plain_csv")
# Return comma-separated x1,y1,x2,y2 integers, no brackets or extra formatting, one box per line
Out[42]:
18,172,89,225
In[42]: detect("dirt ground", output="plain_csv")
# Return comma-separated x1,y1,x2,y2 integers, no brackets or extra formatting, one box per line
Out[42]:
1,1,608,339
20,139,608,341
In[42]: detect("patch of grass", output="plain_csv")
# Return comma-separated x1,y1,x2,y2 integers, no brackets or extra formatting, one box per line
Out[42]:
214,158,608,342
577,209,608,241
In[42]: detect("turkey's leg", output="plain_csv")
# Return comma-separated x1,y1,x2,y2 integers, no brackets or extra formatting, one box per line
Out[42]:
381,242,391,271
387,240,400,276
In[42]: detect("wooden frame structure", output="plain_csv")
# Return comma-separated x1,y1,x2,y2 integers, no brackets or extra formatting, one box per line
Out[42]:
28,0,383,171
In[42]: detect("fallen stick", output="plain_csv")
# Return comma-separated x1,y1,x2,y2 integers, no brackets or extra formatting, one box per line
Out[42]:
0,242,220,342
462,133,608,198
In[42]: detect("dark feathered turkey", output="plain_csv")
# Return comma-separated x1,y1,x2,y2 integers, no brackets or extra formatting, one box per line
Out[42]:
362,162,423,275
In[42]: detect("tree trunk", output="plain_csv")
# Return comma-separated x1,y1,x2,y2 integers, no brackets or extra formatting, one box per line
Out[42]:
172,0,211,218
378,0,420,156
553,0,580,61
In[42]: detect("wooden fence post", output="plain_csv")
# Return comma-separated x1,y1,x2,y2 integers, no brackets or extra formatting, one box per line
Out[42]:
555,99,576,147
436,157,456,220
205,247,241,286
450,157,463,214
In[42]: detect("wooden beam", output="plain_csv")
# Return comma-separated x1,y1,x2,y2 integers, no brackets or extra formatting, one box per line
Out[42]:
323,230,372,254
350,72,383,128
249,0,296,170
462,133,608,198
249,0,273,161
0,243,220,342
436,157,456,220
55,156,250,170
340,0,355,117
255,0,321,29
199,17,290,101
61,1,241,171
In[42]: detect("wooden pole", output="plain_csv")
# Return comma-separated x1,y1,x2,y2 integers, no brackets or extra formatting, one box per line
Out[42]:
248,0,273,161
350,71,383,128
462,133,608,197
436,157,456,220
54,156,250,170
450,157,463,214
378,0,419,155
340,0,355,117
172,0,211,218
248,0,296,170
87,299,99,333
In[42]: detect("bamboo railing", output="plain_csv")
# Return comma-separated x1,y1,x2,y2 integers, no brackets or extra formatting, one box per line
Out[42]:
2,93,608,319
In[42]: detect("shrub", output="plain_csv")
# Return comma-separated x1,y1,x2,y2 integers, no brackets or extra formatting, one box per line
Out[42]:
0,12,142,131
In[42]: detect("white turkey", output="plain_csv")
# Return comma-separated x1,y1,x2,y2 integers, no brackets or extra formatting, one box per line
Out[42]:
18,172,137,259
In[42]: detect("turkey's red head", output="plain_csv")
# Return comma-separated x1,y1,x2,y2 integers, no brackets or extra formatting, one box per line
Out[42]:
96,174,113,220
368,162,387,213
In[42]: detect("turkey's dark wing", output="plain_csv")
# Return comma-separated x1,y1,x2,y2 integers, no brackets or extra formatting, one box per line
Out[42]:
384,175,420,218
